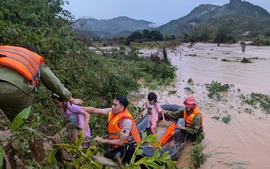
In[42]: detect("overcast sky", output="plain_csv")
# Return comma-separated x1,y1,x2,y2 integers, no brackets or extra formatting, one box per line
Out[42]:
63,0,270,26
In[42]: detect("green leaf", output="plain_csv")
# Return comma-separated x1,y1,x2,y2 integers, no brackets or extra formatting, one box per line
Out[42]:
0,146,3,169
47,148,59,163
24,126,45,140
73,156,85,166
85,146,97,157
135,149,144,155
145,161,161,168
11,106,31,131
159,151,171,160
80,163,101,169
152,150,161,158
75,131,84,147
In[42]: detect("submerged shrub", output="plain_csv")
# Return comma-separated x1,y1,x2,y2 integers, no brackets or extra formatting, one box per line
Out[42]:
206,81,232,100
241,57,252,63
239,93,270,113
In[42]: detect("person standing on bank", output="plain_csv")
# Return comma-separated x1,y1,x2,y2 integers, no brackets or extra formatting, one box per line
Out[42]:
175,97,205,143
0,45,83,122
84,96,141,164
51,93,91,148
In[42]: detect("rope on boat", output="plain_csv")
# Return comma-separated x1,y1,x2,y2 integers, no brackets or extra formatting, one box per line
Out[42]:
157,78,170,94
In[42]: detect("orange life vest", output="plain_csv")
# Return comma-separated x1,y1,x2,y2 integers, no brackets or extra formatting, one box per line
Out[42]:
183,106,203,127
0,45,45,88
154,123,176,148
108,109,141,149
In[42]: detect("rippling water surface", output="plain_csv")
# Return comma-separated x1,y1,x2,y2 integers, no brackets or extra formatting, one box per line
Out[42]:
140,43,270,169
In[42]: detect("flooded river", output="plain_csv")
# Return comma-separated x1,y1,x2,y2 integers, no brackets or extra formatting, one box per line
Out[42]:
140,42,270,169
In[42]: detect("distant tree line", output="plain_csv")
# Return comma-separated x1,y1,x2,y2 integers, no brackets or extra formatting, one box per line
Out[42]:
75,17,270,46
127,29,164,42
179,17,270,45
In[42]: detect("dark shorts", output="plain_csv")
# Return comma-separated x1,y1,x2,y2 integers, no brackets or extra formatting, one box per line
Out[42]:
104,144,136,164
0,81,32,122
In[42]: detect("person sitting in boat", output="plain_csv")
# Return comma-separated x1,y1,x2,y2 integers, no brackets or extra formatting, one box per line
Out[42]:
83,96,141,164
140,92,167,135
175,97,205,143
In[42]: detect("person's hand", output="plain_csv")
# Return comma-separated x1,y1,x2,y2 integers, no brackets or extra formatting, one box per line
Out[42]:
95,136,107,143
176,124,186,130
70,97,84,105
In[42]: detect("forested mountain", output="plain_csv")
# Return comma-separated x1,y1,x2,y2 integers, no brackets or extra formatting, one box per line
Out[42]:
157,0,270,35
73,0,270,39
72,16,155,38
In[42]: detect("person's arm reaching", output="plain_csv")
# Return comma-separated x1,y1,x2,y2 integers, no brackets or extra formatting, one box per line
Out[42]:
95,118,132,146
40,63,83,104
95,135,127,146
69,97,84,105
82,107,111,116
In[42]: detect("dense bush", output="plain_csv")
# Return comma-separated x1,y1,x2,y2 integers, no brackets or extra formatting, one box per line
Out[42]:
0,0,176,167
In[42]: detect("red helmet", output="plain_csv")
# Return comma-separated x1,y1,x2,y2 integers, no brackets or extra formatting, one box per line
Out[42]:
183,97,196,108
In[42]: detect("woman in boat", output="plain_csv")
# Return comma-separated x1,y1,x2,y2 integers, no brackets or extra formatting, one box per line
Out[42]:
175,97,205,143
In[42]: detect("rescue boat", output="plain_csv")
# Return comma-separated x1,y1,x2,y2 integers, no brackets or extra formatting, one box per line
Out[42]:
137,104,187,160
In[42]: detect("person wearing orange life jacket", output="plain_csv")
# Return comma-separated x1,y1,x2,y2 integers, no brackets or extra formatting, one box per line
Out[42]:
175,97,205,143
0,45,83,122
84,96,141,164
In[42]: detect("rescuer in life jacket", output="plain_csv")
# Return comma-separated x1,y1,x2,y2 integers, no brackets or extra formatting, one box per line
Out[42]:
175,97,205,143
83,96,141,164
0,45,83,122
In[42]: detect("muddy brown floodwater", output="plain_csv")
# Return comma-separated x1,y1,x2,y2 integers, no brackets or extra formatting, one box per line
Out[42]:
140,42,270,169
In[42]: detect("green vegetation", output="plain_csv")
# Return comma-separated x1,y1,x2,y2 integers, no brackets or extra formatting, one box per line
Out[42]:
1,107,178,168
127,29,164,42
206,81,232,100
239,93,270,113
250,38,270,46
187,78,194,85
240,57,252,63
126,133,177,169
221,59,231,62
71,1,270,46
184,87,194,94
0,0,178,168
224,161,250,168
211,115,231,124
158,1,270,44
187,54,198,57
168,90,177,96
221,115,231,124
187,143,208,169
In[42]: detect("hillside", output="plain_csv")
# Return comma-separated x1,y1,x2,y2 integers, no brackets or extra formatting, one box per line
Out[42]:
71,0,270,39
72,16,155,38
157,0,270,35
